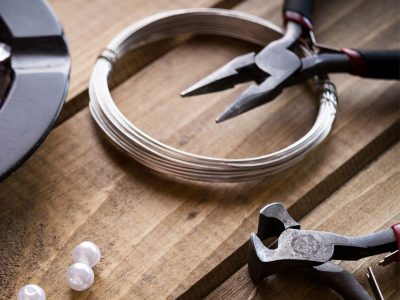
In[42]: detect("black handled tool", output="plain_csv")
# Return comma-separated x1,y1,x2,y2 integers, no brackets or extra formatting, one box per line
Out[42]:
181,0,400,123
248,203,400,299
0,0,71,181
302,263,372,300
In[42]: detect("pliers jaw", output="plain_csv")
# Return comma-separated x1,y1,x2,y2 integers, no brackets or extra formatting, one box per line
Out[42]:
256,202,300,240
248,202,399,299
249,202,301,283
181,21,307,123
180,52,263,97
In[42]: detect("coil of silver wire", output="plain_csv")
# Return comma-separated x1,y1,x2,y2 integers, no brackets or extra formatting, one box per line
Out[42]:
89,8,338,182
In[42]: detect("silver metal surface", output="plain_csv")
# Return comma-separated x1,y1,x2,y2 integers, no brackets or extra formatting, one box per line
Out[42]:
216,21,304,123
181,21,304,123
367,267,384,300
249,203,397,283
89,8,338,182
379,250,399,266
0,43,11,63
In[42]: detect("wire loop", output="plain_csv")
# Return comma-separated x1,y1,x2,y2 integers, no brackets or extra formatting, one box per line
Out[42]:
89,8,338,182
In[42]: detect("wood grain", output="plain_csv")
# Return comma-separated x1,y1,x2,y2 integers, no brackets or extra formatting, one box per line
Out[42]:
0,0,399,299
207,142,400,300
49,0,243,123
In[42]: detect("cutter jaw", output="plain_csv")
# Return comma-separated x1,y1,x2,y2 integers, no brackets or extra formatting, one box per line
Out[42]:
248,202,398,285
257,202,300,240
248,232,272,283
248,229,333,282
249,233,304,283
249,202,302,283
248,202,333,283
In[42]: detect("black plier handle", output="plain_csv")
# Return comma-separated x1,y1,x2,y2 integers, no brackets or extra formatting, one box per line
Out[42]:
181,0,400,122
284,0,400,81
283,0,315,31
343,49,400,80
289,49,400,85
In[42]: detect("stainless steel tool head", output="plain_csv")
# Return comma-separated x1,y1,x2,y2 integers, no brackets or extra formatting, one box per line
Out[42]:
257,202,300,240
180,52,262,97
181,21,303,123
249,202,301,282
248,202,398,283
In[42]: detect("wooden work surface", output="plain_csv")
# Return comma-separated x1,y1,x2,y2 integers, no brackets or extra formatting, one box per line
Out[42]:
0,0,399,299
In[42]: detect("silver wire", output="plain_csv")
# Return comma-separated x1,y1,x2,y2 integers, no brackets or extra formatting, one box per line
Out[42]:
89,8,338,182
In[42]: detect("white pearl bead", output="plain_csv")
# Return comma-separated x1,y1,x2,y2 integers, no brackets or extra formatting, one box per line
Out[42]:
72,241,101,267
66,263,94,291
17,284,46,300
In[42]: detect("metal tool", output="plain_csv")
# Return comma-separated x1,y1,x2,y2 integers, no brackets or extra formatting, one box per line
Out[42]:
366,249,400,300
248,203,400,299
182,0,400,123
367,267,384,300
0,0,71,181
89,8,339,182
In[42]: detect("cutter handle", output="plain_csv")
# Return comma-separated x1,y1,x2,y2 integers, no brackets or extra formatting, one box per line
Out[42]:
333,228,398,261
283,0,314,30
304,263,372,300
342,48,400,80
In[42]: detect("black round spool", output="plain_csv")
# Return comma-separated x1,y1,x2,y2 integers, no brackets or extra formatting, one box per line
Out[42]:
0,0,71,181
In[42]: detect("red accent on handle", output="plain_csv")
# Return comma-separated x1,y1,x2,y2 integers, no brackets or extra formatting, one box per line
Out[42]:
341,48,368,77
392,223,400,262
283,11,313,31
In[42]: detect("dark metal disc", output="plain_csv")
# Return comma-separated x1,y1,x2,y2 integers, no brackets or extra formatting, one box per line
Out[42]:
0,0,71,181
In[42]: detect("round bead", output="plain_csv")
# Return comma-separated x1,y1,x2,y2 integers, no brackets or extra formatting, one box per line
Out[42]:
72,241,101,267
66,263,94,291
17,284,46,300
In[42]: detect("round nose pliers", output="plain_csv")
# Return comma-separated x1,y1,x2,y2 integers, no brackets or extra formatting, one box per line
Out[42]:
181,0,400,123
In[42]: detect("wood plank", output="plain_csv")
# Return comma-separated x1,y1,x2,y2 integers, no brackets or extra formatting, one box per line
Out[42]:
48,0,242,123
207,142,400,299
0,0,399,298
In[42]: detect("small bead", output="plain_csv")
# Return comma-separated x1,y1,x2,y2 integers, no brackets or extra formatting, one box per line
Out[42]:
66,263,94,291
17,284,46,300
72,241,101,267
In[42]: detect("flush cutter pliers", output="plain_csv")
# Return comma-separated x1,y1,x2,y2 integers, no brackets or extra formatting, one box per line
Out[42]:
181,0,400,123
248,202,400,299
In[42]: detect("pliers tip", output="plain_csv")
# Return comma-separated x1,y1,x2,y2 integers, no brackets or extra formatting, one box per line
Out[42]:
180,52,259,99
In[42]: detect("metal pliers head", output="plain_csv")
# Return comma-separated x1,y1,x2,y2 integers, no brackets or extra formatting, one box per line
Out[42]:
248,202,300,283
181,0,400,123
248,202,399,284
